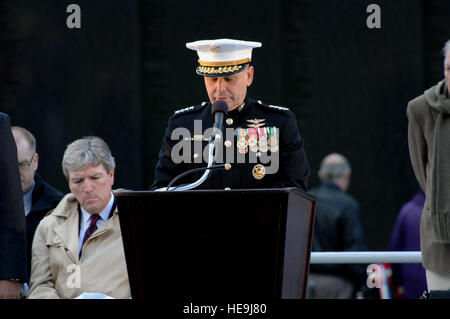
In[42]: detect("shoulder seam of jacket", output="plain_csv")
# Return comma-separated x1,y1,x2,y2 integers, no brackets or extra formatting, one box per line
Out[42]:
173,102,207,116
258,101,290,112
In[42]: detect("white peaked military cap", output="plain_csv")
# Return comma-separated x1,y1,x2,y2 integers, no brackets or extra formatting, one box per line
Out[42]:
186,38,262,77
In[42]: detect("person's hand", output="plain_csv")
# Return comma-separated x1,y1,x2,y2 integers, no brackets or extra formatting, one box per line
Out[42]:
0,280,22,299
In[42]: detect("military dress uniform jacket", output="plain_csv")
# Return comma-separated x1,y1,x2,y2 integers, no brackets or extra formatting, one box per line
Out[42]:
151,97,310,191
28,192,130,299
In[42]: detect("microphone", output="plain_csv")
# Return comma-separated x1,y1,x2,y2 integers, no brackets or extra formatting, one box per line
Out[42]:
153,101,230,192
211,100,229,141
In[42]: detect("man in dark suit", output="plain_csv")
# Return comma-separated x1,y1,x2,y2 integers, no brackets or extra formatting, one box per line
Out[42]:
151,39,309,191
12,126,64,288
307,153,367,299
0,113,27,298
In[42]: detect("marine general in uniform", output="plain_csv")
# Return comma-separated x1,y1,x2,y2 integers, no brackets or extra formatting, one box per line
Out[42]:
151,39,309,191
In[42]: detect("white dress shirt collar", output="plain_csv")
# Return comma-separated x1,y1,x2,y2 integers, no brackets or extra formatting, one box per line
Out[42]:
80,193,115,225
78,193,115,253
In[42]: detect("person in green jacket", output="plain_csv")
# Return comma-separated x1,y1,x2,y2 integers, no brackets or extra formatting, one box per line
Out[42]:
407,40,450,292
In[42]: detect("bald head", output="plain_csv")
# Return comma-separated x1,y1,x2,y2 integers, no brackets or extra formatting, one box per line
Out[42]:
11,126,39,194
12,126,36,154
318,153,351,191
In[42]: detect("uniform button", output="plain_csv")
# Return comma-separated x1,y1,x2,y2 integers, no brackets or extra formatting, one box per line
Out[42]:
258,100,262,104
224,187,231,190
226,118,233,125
193,153,199,159
201,102,207,106
224,140,232,147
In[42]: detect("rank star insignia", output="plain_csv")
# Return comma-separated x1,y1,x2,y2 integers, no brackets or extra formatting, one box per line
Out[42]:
247,119,265,128
210,44,220,52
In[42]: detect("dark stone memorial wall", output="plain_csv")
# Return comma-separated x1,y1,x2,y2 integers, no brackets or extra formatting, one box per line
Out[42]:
1,0,450,250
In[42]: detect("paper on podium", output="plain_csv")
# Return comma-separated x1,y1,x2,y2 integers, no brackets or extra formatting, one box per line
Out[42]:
74,292,114,299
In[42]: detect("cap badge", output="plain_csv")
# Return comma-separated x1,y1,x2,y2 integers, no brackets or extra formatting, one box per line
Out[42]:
210,44,220,52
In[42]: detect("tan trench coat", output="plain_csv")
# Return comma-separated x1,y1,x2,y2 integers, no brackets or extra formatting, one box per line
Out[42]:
27,193,131,298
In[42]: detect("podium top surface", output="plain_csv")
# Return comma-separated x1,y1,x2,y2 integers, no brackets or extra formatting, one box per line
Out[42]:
115,187,315,201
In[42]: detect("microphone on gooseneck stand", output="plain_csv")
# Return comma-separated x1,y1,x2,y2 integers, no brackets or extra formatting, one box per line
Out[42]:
154,100,230,192
211,100,229,144
166,164,231,190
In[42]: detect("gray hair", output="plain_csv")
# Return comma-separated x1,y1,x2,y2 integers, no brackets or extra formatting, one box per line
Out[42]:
62,136,115,180
443,40,450,64
12,126,36,155
318,153,351,181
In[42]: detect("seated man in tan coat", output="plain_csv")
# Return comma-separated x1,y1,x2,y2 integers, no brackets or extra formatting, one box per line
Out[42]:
28,136,130,299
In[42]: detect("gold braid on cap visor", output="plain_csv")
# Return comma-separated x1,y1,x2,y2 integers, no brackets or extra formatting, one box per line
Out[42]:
198,58,251,67
198,65,243,74
197,57,251,74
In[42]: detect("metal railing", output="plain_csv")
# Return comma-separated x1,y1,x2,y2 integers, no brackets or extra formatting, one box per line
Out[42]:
309,251,422,264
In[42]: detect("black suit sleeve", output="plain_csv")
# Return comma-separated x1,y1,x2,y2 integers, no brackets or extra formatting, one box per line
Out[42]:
272,111,310,191
0,113,27,281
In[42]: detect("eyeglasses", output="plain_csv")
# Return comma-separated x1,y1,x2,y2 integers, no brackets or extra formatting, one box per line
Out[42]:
18,153,35,170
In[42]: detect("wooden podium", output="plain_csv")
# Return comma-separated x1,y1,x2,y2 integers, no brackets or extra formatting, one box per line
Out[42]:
115,188,315,299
